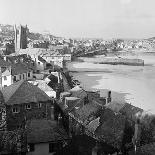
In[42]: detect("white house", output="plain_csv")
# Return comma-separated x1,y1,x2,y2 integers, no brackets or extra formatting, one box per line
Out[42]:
0,58,33,88
34,56,47,73
42,53,64,68
63,54,71,61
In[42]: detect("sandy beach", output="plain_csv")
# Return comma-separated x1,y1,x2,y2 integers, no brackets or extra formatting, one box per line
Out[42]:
67,52,155,113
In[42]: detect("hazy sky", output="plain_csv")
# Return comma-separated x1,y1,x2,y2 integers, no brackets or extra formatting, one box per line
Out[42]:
0,0,155,38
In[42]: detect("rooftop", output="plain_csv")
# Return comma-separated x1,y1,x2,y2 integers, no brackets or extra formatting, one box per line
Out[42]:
26,119,68,144
2,80,51,105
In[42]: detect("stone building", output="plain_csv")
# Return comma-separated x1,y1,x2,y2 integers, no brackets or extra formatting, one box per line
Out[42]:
14,25,28,51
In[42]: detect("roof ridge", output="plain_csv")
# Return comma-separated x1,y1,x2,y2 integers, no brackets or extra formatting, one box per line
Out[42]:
4,80,24,103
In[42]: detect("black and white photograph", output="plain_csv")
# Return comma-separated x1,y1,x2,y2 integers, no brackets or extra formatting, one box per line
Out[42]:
0,0,155,154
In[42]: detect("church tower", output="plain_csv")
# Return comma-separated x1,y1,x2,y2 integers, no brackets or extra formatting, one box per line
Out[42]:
14,24,28,53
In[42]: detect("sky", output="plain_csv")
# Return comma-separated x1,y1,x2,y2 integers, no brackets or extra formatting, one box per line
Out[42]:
0,0,155,39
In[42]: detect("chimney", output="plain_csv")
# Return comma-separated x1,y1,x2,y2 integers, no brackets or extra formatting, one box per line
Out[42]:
58,113,63,126
3,56,6,61
107,91,111,104
133,118,141,153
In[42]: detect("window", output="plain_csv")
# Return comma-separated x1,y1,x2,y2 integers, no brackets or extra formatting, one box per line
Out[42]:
3,76,7,80
23,74,25,79
19,75,21,80
12,107,20,113
38,103,42,108
28,72,30,77
49,143,58,153
28,143,35,152
25,104,31,110
13,76,16,82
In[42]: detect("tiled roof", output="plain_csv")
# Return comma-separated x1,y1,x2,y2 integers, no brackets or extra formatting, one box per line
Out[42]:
95,108,126,149
75,102,101,124
120,103,143,121
26,119,68,143
2,80,51,105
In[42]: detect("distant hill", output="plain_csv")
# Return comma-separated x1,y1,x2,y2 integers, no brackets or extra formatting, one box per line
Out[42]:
0,24,14,39
147,37,155,41
0,24,56,41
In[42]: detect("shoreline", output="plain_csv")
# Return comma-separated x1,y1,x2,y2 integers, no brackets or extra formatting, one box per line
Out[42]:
66,59,155,114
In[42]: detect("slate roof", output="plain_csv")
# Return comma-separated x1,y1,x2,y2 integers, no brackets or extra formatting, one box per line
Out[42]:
106,102,143,122
94,108,126,149
120,103,143,121
75,102,101,124
38,56,46,63
26,119,68,144
2,80,51,105
11,63,32,75
58,97,84,114
69,86,87,99
105,102,126,113
18,48,44,56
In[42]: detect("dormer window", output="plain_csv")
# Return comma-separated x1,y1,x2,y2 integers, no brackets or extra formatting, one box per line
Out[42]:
28,72,30,77
25,104,31,110
12,107,20,113
3,76,7,81
38,103,42,108
13,76,16,82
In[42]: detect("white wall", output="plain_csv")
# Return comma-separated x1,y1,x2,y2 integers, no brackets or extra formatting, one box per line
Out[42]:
27,143,54,155
27,71,33,80
42,56,63,68
45,91,56,98
2,75,12,87
36,60,45,71
33,73,44,80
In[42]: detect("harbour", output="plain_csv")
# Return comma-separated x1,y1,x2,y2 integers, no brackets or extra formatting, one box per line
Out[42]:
67,53,155,114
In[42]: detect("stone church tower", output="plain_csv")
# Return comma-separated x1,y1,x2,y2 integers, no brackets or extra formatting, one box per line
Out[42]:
14,25,28,52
